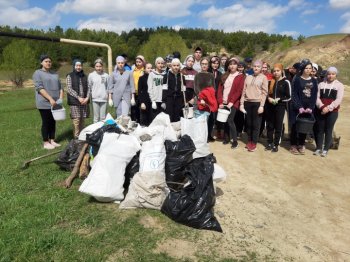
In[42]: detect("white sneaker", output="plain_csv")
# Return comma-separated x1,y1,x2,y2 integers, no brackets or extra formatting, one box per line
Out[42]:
321,150,328,157
313,149,321,156
44,142,55,150
50,141,61,147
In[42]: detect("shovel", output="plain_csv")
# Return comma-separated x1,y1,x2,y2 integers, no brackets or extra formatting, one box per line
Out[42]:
22,150,62,169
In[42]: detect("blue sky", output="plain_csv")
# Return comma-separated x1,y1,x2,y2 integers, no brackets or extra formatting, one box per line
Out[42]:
0,0,350,37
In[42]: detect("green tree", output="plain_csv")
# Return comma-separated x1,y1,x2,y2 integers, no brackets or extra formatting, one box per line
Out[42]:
1,40,36,87
139,32,190,63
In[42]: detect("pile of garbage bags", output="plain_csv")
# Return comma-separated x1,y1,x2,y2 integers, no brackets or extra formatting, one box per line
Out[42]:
57,113,227,232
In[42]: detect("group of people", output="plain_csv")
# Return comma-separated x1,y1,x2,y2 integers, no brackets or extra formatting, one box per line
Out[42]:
33,47,344,157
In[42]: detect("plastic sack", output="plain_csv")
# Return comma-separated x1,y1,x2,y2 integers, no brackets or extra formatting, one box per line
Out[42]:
79,133,141,202
180,115,210,159
161,155,222,232
164,135,196,190
213,163,227,183
55,139,86,171
123,152,140,190
86,123,123,156
139,136,166,173
119,171,167,210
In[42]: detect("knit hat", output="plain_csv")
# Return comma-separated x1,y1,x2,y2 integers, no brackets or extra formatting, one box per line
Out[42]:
155,57,164,64
116,56,125,63
327,66,338,74
40,54,51,62
273,63,283,71
94,58,103,65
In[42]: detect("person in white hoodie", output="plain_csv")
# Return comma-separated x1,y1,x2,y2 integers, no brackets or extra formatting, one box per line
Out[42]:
148,57,165,120
88,59,109,123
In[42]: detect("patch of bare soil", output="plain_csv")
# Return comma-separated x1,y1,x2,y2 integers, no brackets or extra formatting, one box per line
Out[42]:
139,214,165,231
155,238,198,261
189,87,350,261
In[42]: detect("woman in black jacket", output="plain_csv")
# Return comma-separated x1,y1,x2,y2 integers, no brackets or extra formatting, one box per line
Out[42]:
138,63,153,126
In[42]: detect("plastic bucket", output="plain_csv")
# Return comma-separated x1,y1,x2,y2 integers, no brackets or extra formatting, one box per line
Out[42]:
183,106,194,119
51,106,66,121
296,114,315,134
216,108,231,123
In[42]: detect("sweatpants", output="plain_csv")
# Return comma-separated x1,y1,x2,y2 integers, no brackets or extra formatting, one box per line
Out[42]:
140,103,152,126
224,107,238,142
116,99,129,118
166,95,183,122
92,101,107,123
266,103,286,145
38,109,56,142
315,111,338,151
244,101,262,144
290,123,307,146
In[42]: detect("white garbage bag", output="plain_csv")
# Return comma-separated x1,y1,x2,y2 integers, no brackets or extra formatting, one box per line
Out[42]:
139,136,166,173
119,171,167,210
78,113,115,141
213,163,227,183
79,133,141,202
180,115,210,158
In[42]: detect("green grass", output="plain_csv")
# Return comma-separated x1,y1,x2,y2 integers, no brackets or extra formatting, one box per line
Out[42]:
0,88,269,261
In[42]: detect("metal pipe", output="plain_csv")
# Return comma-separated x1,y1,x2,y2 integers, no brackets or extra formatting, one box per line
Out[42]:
0,31,113,74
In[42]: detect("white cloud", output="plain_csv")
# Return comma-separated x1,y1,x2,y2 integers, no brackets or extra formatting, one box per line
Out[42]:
340,12,350,32
0,6,59,27
280,30,300,38
77,17,137,34
301,9,319,16
200,2,288,33
312,23,324,30
329,0,350,9
55,0,193,18
0,0,28,8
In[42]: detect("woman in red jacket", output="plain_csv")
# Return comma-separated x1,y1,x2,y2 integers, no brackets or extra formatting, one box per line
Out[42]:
217,57,245,149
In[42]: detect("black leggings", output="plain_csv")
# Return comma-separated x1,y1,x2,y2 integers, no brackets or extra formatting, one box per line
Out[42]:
316,111,338,151
266,104,286,145
224,107,238,142
39,109,56,142
244,102,262,144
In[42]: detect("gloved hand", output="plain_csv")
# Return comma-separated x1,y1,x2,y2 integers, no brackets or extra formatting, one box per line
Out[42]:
305,108,312,114
56,98,63,105
161,103,166,110
131,97,136,106
299,107,306,114
239,105,247,114
268,97,274,104
108,99,113,107
274,98,280,103
140,103,146,110
152,101,157,110
258,106,264,114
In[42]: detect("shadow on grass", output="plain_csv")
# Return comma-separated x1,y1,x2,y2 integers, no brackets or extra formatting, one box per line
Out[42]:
56,128,74,142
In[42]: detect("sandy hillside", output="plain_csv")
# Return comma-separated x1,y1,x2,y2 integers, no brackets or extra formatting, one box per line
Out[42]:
156,87,350,261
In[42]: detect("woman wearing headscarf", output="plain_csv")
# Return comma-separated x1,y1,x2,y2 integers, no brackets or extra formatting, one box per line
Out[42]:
314,67,344,157
240,60,268,152
131,55,145,122
108,56,135,118
67,59,90,138
217,57,245,149
289,59,318,155
88,58,109,123
33,54,63,149
181,54,197,104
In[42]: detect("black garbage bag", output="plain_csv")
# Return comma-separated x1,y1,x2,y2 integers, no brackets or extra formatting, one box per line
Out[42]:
123,152,140,190
164,135,196,190
55,139,86,171
161,154,222,232
86,124,122,156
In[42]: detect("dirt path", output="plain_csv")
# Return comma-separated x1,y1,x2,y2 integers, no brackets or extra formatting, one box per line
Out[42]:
180,88,350,261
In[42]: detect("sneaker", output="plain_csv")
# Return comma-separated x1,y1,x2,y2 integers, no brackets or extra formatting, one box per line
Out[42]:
298,145,305,155
265,144,273,151
290,146,299,155
43,142,55,150
245,141,251,149
50,140,61,147
271,145,278,152
321,150,328,157
313,149,321,156
248,143,256,152
231,140,238,149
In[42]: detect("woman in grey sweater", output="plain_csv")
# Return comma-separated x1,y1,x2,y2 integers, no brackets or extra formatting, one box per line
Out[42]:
33,55,63,150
